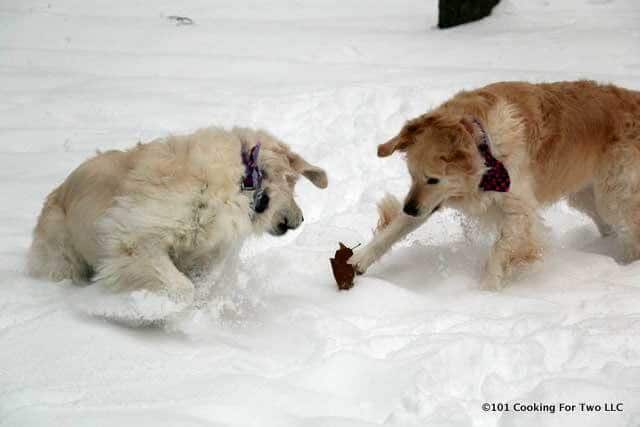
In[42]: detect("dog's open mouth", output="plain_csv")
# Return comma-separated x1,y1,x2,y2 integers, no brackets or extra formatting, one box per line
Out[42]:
277,221,289,235
268,219,290,236
269,216,302,236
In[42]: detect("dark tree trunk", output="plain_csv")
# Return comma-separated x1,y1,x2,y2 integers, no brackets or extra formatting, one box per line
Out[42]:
438,0,500,29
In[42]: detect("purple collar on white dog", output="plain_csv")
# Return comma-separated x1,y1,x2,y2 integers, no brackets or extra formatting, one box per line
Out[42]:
241,143,263,191
241,142,267,212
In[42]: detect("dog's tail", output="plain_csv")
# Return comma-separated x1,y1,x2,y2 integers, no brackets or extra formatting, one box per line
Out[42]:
375,193,402,233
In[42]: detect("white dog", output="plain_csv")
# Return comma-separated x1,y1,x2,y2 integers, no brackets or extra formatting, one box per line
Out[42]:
28,127,327,303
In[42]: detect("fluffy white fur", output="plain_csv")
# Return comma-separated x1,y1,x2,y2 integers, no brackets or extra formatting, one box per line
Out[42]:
28,127,327,303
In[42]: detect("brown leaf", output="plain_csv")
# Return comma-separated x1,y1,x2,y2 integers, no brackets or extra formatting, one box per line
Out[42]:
330,242,356,290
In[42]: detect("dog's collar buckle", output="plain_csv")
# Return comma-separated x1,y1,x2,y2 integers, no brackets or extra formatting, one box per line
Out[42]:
473,118,511,193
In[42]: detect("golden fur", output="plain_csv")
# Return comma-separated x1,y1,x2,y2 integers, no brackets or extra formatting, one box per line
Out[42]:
28,127,327,302
350,80,640,289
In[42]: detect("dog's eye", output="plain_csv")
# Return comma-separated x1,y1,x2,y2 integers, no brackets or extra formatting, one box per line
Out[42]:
426,177,439,185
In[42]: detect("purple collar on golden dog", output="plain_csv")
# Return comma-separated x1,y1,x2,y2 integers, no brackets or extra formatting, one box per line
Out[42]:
473,118,511,192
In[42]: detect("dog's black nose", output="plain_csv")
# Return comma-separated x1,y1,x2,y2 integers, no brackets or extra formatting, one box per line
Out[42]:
403,202,420,217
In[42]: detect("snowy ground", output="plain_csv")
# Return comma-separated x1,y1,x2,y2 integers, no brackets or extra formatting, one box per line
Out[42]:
1,0,640,426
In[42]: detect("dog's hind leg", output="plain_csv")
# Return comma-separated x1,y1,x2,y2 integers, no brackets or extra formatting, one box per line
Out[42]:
568,185,614,237
27,189,90,282
93,242,195,304
594,136,640,262
483,195,545,290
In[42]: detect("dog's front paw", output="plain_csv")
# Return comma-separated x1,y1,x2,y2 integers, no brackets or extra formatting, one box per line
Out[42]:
348,247,378,275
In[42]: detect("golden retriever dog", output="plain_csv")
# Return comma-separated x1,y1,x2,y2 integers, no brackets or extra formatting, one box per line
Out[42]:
28,127,327,303
349,80,640,290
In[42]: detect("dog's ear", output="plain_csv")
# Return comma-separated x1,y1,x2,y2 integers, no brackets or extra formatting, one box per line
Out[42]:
459,117,478,140
442,148,477,176
288,152,328,188
377,135,413,157
378,116,437,157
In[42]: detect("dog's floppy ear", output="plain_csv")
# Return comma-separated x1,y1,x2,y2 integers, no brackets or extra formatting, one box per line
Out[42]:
459,116,479,140
378,117,436,157
288,152,328,188
377,135,413,157
442,148,477,176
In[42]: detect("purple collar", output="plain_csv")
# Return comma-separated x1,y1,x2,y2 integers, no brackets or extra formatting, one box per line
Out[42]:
241,143,263,191
473,118,510,193
241,142,267,213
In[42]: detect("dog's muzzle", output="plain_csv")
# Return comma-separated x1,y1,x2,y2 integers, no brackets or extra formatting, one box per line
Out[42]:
271,215,304,236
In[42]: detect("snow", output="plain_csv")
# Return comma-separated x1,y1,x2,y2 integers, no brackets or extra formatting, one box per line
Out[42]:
1,0,640,425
